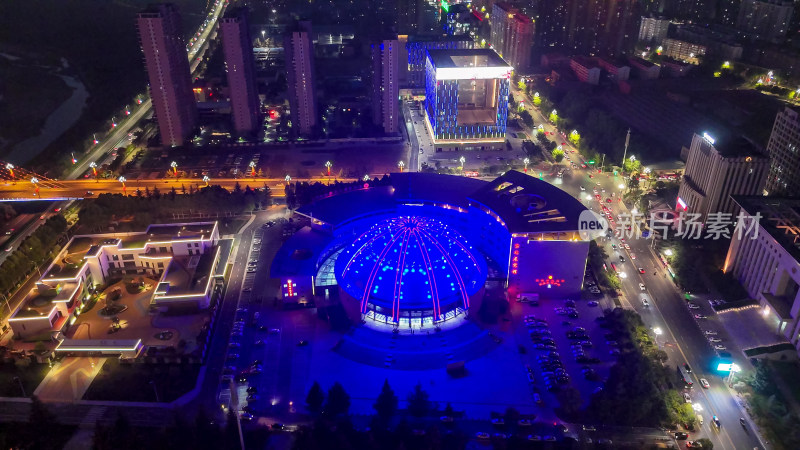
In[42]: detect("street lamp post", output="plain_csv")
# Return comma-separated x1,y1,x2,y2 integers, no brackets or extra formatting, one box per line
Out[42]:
149,380,160,402
170,161,178,177
523,157,530,173
249,161,256,177
6,163,14,180
203,175,210,187
621,128,631,171
459,156,466,174
363,174,371,182
30,177,39,196
12,376,25,397
119,176,127,195
285,174,291,183
397,161,405,172
325,161,332,177
653,327,663,349
89,162,98,180
111,116,117,128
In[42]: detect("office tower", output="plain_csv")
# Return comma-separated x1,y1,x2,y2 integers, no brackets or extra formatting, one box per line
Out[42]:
490,3,535,72
719,0,742,26
137,3,197,147
405,36,474,88
220,7,259,135
665,0,716,21
424,49,511,151
677,133,769,221
765,107,800,195
638,16,671,43
285,21,317,136
538,0,640,57
372,39,400,134
736,0,793,43
396,0,423,34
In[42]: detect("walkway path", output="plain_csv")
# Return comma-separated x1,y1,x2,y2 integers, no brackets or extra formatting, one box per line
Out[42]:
34,356,105,402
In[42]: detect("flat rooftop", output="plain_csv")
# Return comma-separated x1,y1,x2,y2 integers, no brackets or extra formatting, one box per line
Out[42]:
157,250,216,297
709,135,766,159
427,49,509,69
733,196,800,261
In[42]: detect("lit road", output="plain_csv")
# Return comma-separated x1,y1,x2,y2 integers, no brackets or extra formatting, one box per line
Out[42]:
0,177,370,201
513,88,765,449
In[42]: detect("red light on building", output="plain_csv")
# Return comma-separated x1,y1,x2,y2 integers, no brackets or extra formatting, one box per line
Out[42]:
535,275,564,288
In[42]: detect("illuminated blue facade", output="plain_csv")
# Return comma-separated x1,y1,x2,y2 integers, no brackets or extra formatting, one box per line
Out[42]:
424,55,509,142
406,37,473,88
336,215,487,322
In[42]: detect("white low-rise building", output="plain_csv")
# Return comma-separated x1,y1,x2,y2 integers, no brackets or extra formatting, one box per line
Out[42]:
724,196,800,355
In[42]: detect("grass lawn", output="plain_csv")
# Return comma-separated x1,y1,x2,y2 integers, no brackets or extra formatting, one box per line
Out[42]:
0,361,50,397
219,217,250,235
83,359,200,402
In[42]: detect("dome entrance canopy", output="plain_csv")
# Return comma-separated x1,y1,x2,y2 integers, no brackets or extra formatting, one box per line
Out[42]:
336,216,487,322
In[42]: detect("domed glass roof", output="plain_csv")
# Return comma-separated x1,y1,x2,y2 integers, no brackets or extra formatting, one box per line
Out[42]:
336,215,487,321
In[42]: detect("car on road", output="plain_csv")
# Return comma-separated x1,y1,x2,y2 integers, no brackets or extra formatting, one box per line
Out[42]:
587,301,599,307
674,432,688,440
641,298,650,307
700,378,710,389
704,330,718,336
684,363,692,373
683,392,691,403
639,283,646,291
475,432,490,440
694,314,707,319
714,344,727,350
708,337,722,343
686,441,703,448
688,303,700,309
638,267,645,274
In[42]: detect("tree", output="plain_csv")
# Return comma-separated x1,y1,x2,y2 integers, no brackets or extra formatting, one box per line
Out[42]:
556,386,582,417
373,379,398,423
407,383,431,418
519,110,534,127
306,381,325,415
552,148,565,162
325,382,350,417
696,438,713,449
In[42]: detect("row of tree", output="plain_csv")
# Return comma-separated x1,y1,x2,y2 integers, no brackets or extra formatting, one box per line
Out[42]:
305,379,445,425
285,176,392,210
0,215,67,303
78,184,272,232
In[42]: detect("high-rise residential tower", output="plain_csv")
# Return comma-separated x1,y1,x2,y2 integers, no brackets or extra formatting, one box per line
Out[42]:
765,107,800,195
220,7,260,135
537,0,640,57
490,2,534,72
371,39,400,135
736,0,794,43
137,3,197,147
285,21,317,137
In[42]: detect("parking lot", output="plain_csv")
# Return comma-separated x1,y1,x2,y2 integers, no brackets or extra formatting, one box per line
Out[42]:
510,277,618,414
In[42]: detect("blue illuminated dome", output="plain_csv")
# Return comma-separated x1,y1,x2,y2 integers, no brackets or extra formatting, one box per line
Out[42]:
335,215,487,322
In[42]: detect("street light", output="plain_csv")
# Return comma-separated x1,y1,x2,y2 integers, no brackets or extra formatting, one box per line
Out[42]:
89,162,98,179
523,157,530,173
5,163,14,179
397,161,405,172
92,134,99,145
119,176,127,195
459,156,466,173
31,177,39,196
203,175,210,187
363,174,371,181
249,161,256,177
285,174,291,183
170,161,178,176
111,116,117,128
325,161,332,176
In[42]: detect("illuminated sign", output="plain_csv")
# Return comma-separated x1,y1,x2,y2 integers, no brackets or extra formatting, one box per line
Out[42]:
435,66,513,81
702,132,715,145
283,279,298,298
535,275,564,288
717,363,733,372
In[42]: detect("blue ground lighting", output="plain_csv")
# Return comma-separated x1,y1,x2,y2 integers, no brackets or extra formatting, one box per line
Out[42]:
336,215,487,322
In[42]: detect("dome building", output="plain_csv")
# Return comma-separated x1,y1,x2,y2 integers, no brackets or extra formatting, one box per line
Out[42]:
271,171,592,329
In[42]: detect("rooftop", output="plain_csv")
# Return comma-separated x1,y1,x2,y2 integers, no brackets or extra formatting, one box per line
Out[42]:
271,226,333,278
468,170,589,234
733,196,800,261
427,49,509,69
702,134,766,159
157,250,216,297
